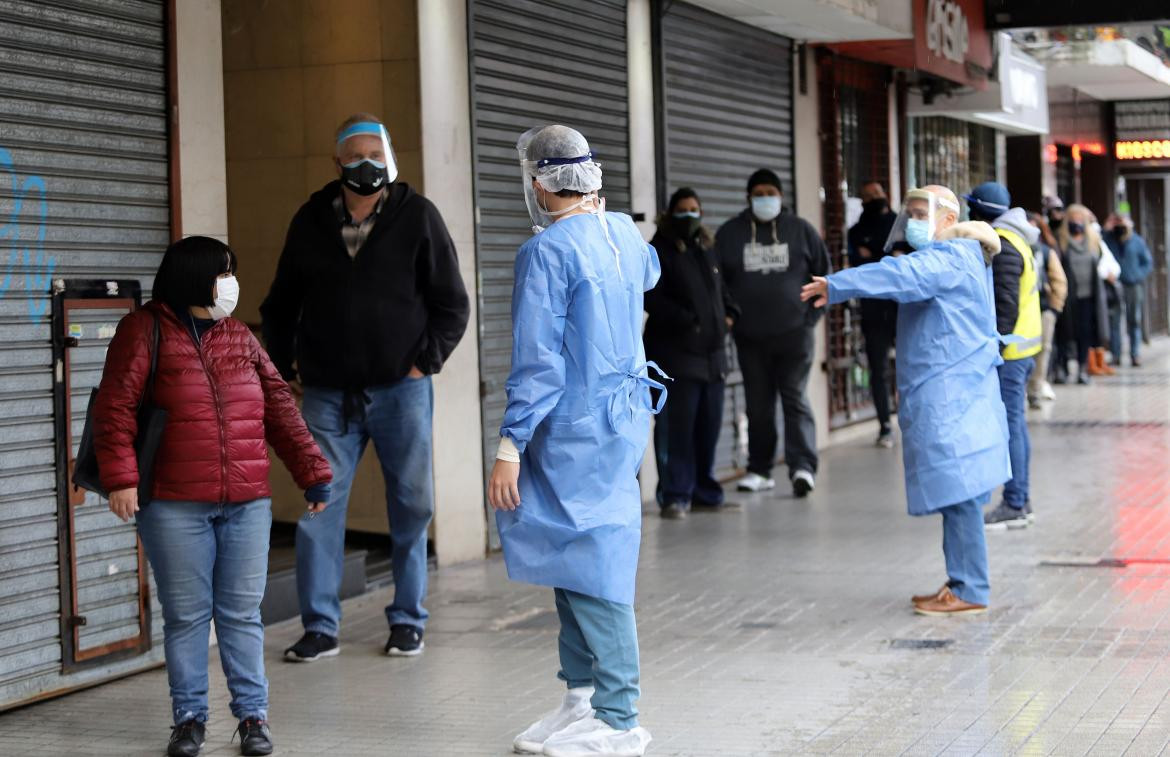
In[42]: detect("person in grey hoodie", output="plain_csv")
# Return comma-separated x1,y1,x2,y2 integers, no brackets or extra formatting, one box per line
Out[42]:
715,169,831,497
964,182,1042,531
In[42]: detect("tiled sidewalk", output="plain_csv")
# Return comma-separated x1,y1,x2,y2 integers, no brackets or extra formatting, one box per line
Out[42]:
5,344,1170,756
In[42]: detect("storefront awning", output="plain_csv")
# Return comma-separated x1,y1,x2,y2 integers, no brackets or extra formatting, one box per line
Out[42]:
1037,39,1170,101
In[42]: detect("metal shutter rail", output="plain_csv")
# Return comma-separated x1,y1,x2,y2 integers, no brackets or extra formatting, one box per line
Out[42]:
0,0,167,708
469,0,630,548
657,1,794,478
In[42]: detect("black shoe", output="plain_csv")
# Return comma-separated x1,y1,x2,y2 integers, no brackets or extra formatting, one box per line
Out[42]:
984,501,1029,531
659,502,688,520
283,631,339,662
237,717,273,756
791,470,815,498
168,719,205,757
1077,372,1091,385
385,624,424,657
1133,356,1142,368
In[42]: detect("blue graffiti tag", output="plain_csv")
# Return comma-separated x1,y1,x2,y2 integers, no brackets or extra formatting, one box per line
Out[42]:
0,146,54,320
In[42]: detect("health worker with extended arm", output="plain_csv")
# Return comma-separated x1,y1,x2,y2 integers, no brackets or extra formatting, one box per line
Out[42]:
487,125,660,757
801,186,1011,618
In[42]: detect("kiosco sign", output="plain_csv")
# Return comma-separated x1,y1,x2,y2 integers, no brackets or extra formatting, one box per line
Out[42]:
1113,100,1170,162
1116,140,1170,160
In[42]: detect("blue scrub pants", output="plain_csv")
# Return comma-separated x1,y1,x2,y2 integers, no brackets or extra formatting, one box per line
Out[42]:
555,588,640,730
997,357,1033,508
939,496,991,606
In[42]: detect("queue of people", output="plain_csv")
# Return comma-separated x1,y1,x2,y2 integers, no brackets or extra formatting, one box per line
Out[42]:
85,112,1160,757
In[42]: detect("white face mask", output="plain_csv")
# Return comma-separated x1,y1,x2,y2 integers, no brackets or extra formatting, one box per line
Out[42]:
751,195,782,222
209,275,239,320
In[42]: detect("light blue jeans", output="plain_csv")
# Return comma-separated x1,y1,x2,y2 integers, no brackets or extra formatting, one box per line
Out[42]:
297,379,434,636
998,357,1033,508
555,588,641,730
939,495,991,606
136,499,272,724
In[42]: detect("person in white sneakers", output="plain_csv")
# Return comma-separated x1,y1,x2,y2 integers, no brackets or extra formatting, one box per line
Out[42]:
488,125,657,757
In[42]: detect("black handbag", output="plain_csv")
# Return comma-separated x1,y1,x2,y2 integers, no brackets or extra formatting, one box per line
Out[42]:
72,311,168,503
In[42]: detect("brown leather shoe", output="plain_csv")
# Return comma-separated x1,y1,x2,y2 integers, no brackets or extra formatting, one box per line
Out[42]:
913,587,987,616
911,585,949,605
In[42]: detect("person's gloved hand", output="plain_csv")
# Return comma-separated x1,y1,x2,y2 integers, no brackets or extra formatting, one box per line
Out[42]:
488,460,521,511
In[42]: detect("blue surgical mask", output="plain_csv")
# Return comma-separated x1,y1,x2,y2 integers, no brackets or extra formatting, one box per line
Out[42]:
750,196,782,222
904,219,933,250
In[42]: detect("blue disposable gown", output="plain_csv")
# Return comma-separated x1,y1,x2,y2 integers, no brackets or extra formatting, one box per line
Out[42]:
827,236,1011,515
497,211,662,604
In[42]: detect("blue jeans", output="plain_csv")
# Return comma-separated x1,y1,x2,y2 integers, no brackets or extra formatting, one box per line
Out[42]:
940,496,990,606
661,378,724,507
555,588,640,730
136,499,272,724
997,357,1033,508
1112,283,1145,362
298,379,434,635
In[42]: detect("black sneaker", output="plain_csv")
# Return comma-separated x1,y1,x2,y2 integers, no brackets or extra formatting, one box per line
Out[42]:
283,631,339,662
385,624,425,657
792,470,815,498
237,717,273,756
168,719,205,757
659,502,687,520
984,502,1029,531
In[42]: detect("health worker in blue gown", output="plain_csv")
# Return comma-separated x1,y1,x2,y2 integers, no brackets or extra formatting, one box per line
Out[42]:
801,185,1011,618
487,125,660,757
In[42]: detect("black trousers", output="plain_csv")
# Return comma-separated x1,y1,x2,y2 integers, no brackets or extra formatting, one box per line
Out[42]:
659,378,725,507
736,330,818,479
862,320,894,429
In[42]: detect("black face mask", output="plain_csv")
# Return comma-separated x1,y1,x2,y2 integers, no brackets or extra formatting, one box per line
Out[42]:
672,214,701,238
1067,221,1085,236
340,159,389,196
1048,215,1064,231
862,199,888,215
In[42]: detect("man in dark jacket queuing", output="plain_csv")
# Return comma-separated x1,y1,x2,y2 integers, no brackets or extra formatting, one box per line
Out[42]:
1103,213,1154,367
847,182,899,449
645,188,739,520
716,169,831,497
261,113,470,662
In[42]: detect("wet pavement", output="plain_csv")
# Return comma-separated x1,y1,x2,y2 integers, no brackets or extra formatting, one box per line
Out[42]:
5,343,1170,756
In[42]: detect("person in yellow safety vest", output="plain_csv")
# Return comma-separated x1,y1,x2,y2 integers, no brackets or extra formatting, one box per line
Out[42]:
964,182,1042,532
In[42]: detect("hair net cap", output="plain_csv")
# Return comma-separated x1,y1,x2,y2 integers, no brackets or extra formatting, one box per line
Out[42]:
519,125,603,194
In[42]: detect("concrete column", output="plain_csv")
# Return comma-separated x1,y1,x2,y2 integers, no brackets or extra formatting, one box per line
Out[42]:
174,0,227,240
418,0,487,565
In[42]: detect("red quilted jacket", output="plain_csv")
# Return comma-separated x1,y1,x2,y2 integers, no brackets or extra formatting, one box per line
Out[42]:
94,302,331,503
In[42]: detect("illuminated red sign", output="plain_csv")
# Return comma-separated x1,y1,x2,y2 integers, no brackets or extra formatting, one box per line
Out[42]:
1116,140,1170,160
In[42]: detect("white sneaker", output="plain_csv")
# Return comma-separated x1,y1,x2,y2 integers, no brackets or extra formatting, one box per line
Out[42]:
514,688,594,754
736,472,775,492
1040,381,1056,401
541,715,652,757
792,469,815,497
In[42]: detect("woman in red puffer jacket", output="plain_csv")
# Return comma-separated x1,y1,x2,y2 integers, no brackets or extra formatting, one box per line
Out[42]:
93,236,331,757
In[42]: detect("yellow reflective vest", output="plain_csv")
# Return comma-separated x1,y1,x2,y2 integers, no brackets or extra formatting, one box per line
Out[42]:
997,227,1042,360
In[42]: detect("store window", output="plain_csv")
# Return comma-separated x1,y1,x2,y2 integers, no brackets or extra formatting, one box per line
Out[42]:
910,117,998,201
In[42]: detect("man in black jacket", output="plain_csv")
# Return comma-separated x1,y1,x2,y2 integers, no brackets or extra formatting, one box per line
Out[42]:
716,169,831,497
847,182,899,448
262,113,469,662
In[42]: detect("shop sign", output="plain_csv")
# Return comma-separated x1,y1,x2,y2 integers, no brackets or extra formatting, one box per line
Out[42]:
915,0,993,89
1114,100,1170,161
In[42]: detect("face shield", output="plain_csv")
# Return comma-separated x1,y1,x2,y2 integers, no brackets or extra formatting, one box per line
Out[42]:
884,188,960,252
336,121,398,196
517,125,604,232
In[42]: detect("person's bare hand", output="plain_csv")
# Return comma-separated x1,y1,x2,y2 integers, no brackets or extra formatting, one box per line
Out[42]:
488,460,521,511
109,488,139,522
307,501,328,515
859,246,873,259
408,366,425,379
725,316,734,331
801,277,829,308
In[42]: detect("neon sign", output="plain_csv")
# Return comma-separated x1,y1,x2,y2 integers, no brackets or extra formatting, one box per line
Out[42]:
1116,140,1170,160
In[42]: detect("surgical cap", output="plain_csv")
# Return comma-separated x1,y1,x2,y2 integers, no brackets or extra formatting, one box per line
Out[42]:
523,125,603,194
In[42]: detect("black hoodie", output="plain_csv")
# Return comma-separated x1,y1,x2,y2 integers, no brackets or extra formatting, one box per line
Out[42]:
260,181,470,390
715,209,831,342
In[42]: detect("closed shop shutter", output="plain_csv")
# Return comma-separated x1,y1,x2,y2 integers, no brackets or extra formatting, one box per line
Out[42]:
469,0,630,547
657,1,794,477
0,0,169,708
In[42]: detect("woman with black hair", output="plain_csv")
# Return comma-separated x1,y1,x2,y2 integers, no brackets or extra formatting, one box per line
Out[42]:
93,236,332,757
644,188,739,519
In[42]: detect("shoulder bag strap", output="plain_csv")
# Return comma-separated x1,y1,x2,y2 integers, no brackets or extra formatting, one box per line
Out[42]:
140,311,160,407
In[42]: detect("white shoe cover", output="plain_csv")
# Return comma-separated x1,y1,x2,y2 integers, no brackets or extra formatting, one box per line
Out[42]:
541,715,652,757
513,688,595,754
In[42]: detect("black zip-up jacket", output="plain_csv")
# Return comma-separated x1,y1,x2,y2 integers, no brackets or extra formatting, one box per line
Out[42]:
644,221,740,383
260,181,470,389
846,207,899,328
715,209,831,342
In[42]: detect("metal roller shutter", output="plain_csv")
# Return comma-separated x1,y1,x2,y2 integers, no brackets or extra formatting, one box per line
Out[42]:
0,0,168,708
656,1,794,478
469,0,630,548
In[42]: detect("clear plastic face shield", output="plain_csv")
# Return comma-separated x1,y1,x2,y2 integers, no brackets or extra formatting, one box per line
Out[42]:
516,125,604,233
884,188,960,252
336,121,398,196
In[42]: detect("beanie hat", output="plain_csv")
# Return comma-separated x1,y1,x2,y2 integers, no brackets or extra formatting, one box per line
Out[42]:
747,168,783,195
